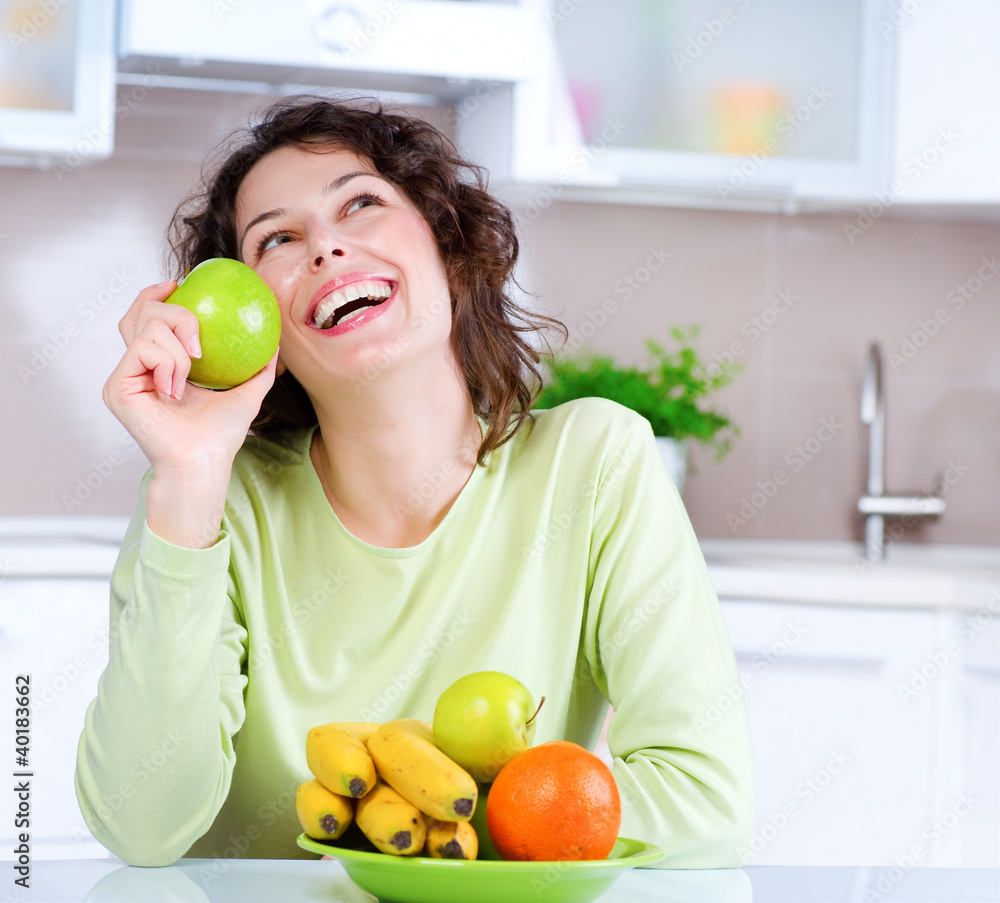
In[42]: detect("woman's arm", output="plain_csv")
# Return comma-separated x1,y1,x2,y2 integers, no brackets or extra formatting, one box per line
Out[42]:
74,473,249,866
583,417,756,868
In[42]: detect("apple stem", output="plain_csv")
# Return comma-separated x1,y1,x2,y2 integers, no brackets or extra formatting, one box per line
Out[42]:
526,696,545,728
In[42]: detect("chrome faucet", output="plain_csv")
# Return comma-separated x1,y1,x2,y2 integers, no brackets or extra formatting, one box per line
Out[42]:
858,342,945,561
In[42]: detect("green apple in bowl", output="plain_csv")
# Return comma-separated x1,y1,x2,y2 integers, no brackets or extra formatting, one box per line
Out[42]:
433,671,544,783
165,257,280,390
469,782,502,860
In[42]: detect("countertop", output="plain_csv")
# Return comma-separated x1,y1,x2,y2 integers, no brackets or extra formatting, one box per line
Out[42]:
12,859,999,903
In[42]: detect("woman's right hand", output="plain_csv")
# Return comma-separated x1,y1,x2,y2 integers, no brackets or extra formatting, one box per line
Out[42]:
105,279,279,547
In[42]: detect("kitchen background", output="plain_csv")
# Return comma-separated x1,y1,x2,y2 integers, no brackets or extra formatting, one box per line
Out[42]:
1,0,997,873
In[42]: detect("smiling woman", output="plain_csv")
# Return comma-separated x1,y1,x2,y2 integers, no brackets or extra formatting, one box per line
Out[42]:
75,95,754,870
166,99,555,466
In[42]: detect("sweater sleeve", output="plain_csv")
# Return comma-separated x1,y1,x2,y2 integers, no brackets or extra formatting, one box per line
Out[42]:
583,415,756,868
74,472,249,866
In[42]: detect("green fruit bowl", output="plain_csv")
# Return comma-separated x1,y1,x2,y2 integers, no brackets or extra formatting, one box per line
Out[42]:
296,833,662,903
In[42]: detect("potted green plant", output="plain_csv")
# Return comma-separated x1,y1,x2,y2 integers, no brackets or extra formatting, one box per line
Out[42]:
533,326,741,492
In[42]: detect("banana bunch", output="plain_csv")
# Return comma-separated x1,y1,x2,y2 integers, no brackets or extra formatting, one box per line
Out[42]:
296,718,480,859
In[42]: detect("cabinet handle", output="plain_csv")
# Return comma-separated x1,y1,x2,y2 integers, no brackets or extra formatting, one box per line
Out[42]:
733,650,885,670
314,4,367,55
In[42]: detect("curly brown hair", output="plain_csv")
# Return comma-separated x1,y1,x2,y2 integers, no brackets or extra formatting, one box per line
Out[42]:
166,94,565,464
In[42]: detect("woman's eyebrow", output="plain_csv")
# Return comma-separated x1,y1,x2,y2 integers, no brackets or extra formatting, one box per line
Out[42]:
240,207,290,250
239,171,385,251
322,170,383,196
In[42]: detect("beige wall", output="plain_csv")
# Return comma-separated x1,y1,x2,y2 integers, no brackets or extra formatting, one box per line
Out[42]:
2,88,997,546
517,202,1000,545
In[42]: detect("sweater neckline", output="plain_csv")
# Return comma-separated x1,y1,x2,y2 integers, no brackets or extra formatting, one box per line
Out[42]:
300,419,488,558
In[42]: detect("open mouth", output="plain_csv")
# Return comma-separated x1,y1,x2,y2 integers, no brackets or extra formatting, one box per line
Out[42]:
312,281,394,330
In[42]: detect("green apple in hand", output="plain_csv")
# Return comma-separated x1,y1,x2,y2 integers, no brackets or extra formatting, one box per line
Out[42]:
166,258,280,390
433,671,544,783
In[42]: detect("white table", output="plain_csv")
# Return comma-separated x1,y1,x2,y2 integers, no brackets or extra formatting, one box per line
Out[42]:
13,858,1000,902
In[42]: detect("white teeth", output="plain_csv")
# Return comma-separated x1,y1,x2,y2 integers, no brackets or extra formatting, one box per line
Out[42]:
339,306,370,324
311,280,393,328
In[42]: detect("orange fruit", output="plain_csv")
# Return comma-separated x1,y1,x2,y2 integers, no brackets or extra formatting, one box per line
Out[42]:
485,740,621,861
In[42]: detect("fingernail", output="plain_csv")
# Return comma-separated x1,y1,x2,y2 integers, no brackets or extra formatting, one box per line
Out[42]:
166,376,174,398
189,335,202,359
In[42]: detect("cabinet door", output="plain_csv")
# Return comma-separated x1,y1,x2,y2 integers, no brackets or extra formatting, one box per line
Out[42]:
891,0,1000,205
487,0,894,207
118,0,539,98
719,600,940,866
955,612,1000,866
1,578,112,858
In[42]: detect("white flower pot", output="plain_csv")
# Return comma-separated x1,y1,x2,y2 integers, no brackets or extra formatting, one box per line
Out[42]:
655,437,688,494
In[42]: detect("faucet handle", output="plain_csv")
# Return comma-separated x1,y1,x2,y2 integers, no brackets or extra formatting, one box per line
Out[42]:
860,342,882,425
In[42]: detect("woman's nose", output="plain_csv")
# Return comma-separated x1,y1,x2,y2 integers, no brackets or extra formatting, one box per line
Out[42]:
311,247,345,269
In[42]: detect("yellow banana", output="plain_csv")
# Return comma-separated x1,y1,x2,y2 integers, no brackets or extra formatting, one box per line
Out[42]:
355,778,427,855
306,721,379,799
424,818,479,860
295,778,354,841
367,719,477,822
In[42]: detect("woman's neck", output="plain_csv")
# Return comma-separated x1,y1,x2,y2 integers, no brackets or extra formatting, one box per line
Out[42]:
308,364,482,548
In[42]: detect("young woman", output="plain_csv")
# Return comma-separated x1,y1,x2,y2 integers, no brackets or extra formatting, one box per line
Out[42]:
76,97,755,867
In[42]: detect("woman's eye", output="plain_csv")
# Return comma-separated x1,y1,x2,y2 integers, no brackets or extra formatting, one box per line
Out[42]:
345,194,382,215
260,233,293,253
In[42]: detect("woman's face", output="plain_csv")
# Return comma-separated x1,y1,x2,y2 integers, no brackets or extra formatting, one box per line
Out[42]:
234,144,455,394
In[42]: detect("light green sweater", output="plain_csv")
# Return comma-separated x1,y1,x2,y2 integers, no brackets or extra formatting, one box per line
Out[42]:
75,398,754,867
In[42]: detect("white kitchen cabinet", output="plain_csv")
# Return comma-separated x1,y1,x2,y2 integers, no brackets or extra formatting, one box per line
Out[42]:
1,577,113,859
460,0,896,211
718,598,999,867
117,0,541,102
0,520,126,859
955,615,1000,866
889,0,1000,208
0,0,117,168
